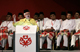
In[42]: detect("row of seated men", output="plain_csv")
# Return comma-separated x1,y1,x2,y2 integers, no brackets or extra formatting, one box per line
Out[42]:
0,9,80,50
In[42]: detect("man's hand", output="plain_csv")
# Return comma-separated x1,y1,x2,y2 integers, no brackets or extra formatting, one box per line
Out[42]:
60,30,63,32
64,29,69,32
39,30,42,34
5,30,8,33
78,29,80,32
44,29,53,32
13,14,16,19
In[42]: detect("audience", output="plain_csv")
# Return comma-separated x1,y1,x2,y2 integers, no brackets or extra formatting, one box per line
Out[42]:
0,10,80,50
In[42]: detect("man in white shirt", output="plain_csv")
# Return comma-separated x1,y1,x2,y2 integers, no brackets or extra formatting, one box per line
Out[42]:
0,12,15,50
70,11,80,50
39,12,49,34
56,11,75,50
74,11,80,31
40,12,60,50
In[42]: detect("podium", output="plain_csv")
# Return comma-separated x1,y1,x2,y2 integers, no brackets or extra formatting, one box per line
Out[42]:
13,25,39,52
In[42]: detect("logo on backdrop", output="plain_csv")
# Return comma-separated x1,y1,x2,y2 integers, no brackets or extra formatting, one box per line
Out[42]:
19,35,32,47
23,26,30,30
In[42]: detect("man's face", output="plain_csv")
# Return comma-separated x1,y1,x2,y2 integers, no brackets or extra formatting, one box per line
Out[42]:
24,12,30,19
18,15,23,20
74,12,80,19
67,13,72,19
6,15,12,21
61,15,66,20
34,15,38,20
50,14,56,20
39,14,44,20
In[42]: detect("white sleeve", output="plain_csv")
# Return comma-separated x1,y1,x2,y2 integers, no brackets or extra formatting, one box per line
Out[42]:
43,21,47,30
76,21,80,32
69,20,75,31
60,23,63,31
0,22,3,28
8,22,15,32
43,20,52,30
37,22,40,27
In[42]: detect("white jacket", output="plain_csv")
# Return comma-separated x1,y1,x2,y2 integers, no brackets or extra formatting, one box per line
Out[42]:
0,21,15,32
60,19,75,32
43,19,60,31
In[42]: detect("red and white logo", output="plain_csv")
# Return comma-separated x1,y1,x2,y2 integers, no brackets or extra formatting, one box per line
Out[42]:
23,26,30,30
19,35,32,47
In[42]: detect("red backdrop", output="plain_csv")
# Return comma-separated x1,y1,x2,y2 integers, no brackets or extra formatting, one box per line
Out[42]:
0,0,80,24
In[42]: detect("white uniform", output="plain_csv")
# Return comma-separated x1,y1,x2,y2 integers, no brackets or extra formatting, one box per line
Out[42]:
57,19,75,47
39,18,49,31
0,21,15,48
71,19,80,46
40,19,60,49
35,20,40,27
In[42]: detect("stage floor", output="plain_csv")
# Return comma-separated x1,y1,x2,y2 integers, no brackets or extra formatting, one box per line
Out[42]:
0,50,80,52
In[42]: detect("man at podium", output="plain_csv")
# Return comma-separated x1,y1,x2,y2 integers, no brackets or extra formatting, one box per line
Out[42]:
13,9,39,52
14,9,39,31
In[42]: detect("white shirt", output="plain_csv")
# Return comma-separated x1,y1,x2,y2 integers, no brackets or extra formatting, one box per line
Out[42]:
43,19,60,31
39,18,49,30
36,20,40,27
60,19,75,32
0,21,15,32
76,20,80,32
74,18,80,32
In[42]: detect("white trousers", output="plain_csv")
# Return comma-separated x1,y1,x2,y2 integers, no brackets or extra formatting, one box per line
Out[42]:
57,35,68,47
71,35,80,46
2,39,6,48
1,35,13,48
40,36,52,49
8,35,13,47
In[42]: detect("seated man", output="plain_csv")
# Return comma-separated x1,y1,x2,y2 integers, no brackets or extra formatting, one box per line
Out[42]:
40,12,60,50
70,11,80,50
33,12,39,27
74,11,80,31
56,11,75,50
0,12,15,50
39,12,49,34
13,12,24,23
18,13,24,20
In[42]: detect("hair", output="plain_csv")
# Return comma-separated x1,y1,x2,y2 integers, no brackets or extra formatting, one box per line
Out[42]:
67,11,73,16
18,13,23,17
61,12,66,16
34,12,39,17
39,12,44,16
24,9,29,13
50,12,56,15
7,12,12,17
76,11,80,15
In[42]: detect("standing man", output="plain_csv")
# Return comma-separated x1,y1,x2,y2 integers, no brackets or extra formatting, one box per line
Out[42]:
14,9,39,31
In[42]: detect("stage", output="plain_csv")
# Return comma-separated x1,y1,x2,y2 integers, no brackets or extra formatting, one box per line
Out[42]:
0,50,80,52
